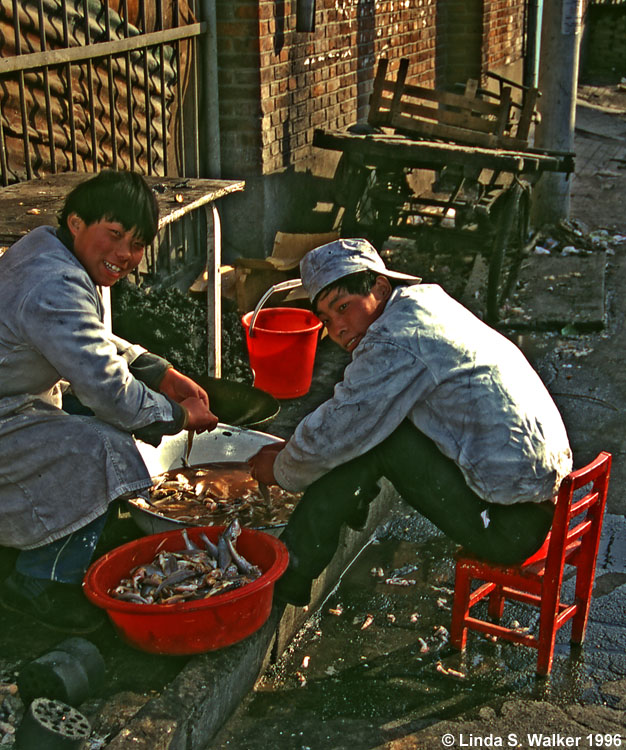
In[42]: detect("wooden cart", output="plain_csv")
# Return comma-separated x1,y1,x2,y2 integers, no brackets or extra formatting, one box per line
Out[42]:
315,59,575,322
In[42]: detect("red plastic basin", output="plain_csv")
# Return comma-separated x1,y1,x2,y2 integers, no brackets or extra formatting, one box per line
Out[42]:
83,526,289,655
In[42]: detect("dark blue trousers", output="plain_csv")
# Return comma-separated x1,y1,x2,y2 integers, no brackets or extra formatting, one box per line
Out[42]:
279,421,554,582
15,511,109,584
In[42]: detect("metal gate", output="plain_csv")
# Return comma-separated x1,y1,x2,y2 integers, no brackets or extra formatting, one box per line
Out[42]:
0,0,217,286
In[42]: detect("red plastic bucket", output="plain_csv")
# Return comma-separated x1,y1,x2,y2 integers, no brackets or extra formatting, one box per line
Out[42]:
241,307,323,399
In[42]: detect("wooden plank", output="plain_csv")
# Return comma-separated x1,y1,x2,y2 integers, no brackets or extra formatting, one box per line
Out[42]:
437,107,500,135
382,98,499,136
367,57,389,127
374,81,503,118
389,57,409,123
312,129,558,173
390,114,511,149
422,87,502,117
464,79,479,98
0,173,245,245
495,87,513,138
516,88,539,141
366,56,538,152
368,56,505,140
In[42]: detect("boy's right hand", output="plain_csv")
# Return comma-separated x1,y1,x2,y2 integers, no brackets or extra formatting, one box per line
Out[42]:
181,397,219,433
249,442,286,486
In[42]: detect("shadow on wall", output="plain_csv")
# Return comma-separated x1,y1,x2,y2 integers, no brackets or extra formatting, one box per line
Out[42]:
274,0,286,55
357,0,376,121
435,0,482,89
260,170,339,238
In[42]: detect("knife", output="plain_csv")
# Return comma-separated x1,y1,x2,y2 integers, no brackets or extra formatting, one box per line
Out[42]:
258,480,271,504
181,430,194,468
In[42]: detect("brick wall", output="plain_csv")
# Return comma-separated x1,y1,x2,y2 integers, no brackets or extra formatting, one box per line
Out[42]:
215,1,264,179
483,0,526,73
213,0,529,254
216,0,528,179
216,0,439,179
437,0,483,88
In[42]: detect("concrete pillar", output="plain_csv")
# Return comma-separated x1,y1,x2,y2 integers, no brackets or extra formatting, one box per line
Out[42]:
532,0,583,226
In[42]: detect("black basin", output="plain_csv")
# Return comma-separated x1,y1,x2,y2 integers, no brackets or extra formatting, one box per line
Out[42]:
195,375,280,429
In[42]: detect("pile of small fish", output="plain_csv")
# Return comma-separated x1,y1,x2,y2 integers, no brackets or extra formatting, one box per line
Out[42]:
132,461,301,528
109,520,262,605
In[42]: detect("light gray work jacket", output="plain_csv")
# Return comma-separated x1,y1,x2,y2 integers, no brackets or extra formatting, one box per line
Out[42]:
0,226,180,548
274,284,572,505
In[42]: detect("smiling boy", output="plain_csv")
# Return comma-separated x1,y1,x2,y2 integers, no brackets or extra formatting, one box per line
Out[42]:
0,170,218,632
250,238,573,606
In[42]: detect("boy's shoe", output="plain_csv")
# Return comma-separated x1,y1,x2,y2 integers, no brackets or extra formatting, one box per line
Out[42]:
0,572,105,634
346,498,370,530
346,479,380,530
274,569,313,607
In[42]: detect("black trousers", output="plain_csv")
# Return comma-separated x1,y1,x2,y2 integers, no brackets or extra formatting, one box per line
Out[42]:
280,420,554,582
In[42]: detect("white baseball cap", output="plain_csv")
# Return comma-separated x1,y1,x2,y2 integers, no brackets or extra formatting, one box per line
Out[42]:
300,238,421,302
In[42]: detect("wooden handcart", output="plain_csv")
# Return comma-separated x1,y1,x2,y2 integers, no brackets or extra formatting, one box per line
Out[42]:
315,59,575,322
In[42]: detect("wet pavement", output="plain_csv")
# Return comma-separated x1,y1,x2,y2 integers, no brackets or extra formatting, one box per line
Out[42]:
212,514,625,749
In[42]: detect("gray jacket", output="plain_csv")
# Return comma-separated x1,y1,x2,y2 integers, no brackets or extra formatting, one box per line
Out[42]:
274,284,572,505
0,225,182,548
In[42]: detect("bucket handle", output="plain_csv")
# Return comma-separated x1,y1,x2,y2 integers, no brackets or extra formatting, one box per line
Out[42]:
248,279,303,337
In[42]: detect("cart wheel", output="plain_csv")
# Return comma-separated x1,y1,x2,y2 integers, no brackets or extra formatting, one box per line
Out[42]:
333,153,367,208
486,181,530,324
337,164,381,245
344,167,410,250
333,154,372,236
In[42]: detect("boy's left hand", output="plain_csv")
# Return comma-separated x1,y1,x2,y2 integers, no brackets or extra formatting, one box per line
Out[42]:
249,442,286,486
160,368,209,406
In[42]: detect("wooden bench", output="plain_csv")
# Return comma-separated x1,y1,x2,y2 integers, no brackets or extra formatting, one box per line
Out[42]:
367,58,539,152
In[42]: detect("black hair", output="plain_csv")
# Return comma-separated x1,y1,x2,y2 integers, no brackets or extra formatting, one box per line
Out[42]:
313,270,401,313
57,170,160,245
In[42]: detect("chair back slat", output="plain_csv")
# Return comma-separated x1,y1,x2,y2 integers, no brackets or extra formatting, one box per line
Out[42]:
566,518,593,547
544,452,611,583
569,491,599,519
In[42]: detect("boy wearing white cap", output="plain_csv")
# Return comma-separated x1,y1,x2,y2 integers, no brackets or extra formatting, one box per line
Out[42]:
250,238,572,606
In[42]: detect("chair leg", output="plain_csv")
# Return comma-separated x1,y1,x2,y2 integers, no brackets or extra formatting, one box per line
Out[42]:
537,605,560,676
536,579,562,676
570,551,596,644
450,565,471,650
488,584,505,621
536,640,555,676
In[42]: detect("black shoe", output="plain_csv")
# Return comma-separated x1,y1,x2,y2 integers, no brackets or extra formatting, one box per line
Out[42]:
345,480,380,530
346,498,370,530
274,569,313,607
0,573,105,634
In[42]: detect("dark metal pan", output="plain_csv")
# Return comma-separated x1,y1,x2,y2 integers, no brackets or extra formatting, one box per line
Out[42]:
194,375,280,429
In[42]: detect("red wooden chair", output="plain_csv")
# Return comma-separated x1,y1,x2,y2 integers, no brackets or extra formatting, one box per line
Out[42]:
450,452,612,676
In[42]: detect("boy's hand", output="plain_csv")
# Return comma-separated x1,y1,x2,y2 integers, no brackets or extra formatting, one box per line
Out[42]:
160,368,209,406
249,442,286,486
